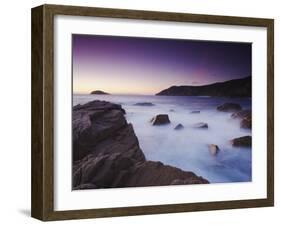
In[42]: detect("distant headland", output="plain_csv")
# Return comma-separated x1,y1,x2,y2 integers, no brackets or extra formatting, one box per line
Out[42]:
156,76,251,97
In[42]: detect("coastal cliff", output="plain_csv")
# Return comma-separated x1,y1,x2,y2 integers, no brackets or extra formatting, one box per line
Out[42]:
156,76,251,97
72,100,209,189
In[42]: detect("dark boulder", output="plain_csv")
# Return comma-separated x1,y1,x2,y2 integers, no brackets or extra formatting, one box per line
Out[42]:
174,123,184,130
217,103,242,112
231,110,251,119
193,122,208,129
231,136,252,147
231,110,252,129
150,114,170,125
241,118,252,129
208,144,220,156
190,110,200,114
134,102,155,106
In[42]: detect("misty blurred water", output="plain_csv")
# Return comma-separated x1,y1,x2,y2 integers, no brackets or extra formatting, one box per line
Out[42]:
73,94,252,183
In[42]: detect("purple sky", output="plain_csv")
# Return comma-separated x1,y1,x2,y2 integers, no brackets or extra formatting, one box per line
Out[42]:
72,34,252,95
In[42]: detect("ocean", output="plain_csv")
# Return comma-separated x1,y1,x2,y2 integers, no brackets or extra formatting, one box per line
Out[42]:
73,94,252,183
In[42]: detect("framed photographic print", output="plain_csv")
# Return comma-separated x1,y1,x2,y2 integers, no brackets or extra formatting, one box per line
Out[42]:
31,4,274,221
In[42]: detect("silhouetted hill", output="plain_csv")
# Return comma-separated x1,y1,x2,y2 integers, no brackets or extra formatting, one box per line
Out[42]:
90,90,109,95
156,76,251,97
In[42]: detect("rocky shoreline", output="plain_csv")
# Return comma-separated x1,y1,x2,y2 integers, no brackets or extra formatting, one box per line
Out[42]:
72,100,209,190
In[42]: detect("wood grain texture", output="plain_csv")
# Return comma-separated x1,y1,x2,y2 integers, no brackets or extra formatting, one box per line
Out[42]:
267,19,274,206
31,5,44,220
31,4,274,221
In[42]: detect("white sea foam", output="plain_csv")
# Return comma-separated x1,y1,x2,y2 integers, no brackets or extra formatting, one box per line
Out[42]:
73,94,252,183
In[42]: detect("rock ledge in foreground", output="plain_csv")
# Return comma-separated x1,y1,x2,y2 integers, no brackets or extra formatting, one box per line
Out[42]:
73,100,209,189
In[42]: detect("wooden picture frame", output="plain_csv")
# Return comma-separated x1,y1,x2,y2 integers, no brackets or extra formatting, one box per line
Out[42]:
31,4,274,221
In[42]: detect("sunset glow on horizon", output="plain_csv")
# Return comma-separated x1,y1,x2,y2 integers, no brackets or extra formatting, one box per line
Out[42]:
72,34,252,95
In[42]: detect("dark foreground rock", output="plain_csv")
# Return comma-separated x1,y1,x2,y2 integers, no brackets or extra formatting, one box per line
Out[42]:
231,136,252,147
73,100,208,189
150,114,170,125
193,122,208,129
217,103,242,112
231,110,252,129
174,123,184,130
134,102,155,106
127,161,209,186
73,100,127,161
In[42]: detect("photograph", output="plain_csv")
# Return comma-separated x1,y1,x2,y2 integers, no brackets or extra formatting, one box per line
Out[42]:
31,4,274,220
72,34,252,190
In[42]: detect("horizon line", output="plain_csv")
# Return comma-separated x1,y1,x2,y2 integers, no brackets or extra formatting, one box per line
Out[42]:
73,75,251,95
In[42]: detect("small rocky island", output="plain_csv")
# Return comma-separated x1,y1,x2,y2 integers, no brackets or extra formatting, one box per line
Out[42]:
72,100,209,189
90,90,109,95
